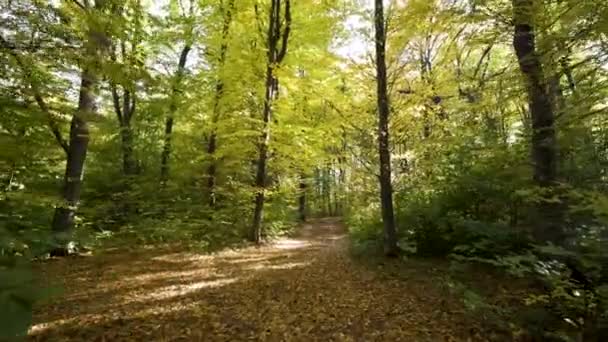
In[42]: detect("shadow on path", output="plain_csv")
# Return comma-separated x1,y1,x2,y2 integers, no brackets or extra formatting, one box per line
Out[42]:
28,218,476,341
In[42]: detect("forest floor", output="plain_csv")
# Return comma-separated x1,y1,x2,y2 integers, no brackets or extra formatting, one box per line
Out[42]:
28,218,490,341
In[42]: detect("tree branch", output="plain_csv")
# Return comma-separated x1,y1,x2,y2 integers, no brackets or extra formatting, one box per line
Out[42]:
70,0,86,10
276,0,291,63
1,35,69,154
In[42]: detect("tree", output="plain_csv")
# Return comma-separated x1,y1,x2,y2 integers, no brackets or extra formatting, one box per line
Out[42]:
512,0,557,187
298,174,307,222
511,0,561,243
373,0,399,256
51,0,112,255
250,0,291,243
206,0,236,208
108,0,146,176
0,36,69,155
159,0,198,184
160,44,191,184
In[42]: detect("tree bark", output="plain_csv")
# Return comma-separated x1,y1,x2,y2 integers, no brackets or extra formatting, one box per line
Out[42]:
298,174,307,222
51,3,110,255
512,0,562,243
251,65,275,243
160,116,174,183
513,0,557,186
337,156,346,215
250,0,291,243
160,44,191,184
333,166,340,216
108,4,141,178
207,0,235,208
51,108,89,254
374,0,399,257
111,76,137,176
120,122,137,175
325,168,333,216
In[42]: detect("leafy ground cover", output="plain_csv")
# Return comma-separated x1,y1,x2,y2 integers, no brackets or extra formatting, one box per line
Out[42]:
28,218,484,341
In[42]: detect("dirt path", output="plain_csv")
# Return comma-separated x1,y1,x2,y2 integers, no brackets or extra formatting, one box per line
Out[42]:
29,218,477,341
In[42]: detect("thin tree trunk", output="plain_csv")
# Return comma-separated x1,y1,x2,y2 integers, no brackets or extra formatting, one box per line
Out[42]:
207,0,235,208
337,157,346,215
298,174,307,222
251,0,291,243
160,116,173,183
315,167,325,216
321,168,328,216
251,65,275,243
120,72,137,176
325,168,332,216
512,0,562,243
51,5,109,255
561,58,576,93
119,120,137,216
374,0,399,257
120,123,137,175
333,166,340,216
111,79,137,176
206,131,218,206
160,44,191,184
339,130,348,213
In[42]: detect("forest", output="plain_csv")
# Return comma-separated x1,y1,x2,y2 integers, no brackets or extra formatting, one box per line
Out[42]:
2,0,608,340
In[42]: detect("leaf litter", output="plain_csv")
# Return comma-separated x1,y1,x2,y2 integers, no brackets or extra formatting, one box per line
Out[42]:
28,218,484,341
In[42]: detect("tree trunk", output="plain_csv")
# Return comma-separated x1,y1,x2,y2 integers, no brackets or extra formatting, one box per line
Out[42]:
207,0,235,208
298,174,307,222
160,116,173,183
119,84,137,177
513,0,557,186
111,85,137,176
51,112,89,254
109,34,139,178
51,9,109,255
251,66,275,243
118,120,137,217
206,131,218,207
325,168,332,216
512,0,562,243
315,167,325,216
374,0,399,257
120,123,137,175
337,157,346,215
333,168,340,216
250,0,291,243
160,44,191,184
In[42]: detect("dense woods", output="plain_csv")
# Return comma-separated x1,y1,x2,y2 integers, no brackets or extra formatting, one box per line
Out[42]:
2,0,608,340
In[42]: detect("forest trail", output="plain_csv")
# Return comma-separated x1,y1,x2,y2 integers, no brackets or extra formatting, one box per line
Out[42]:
29,218,477,341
